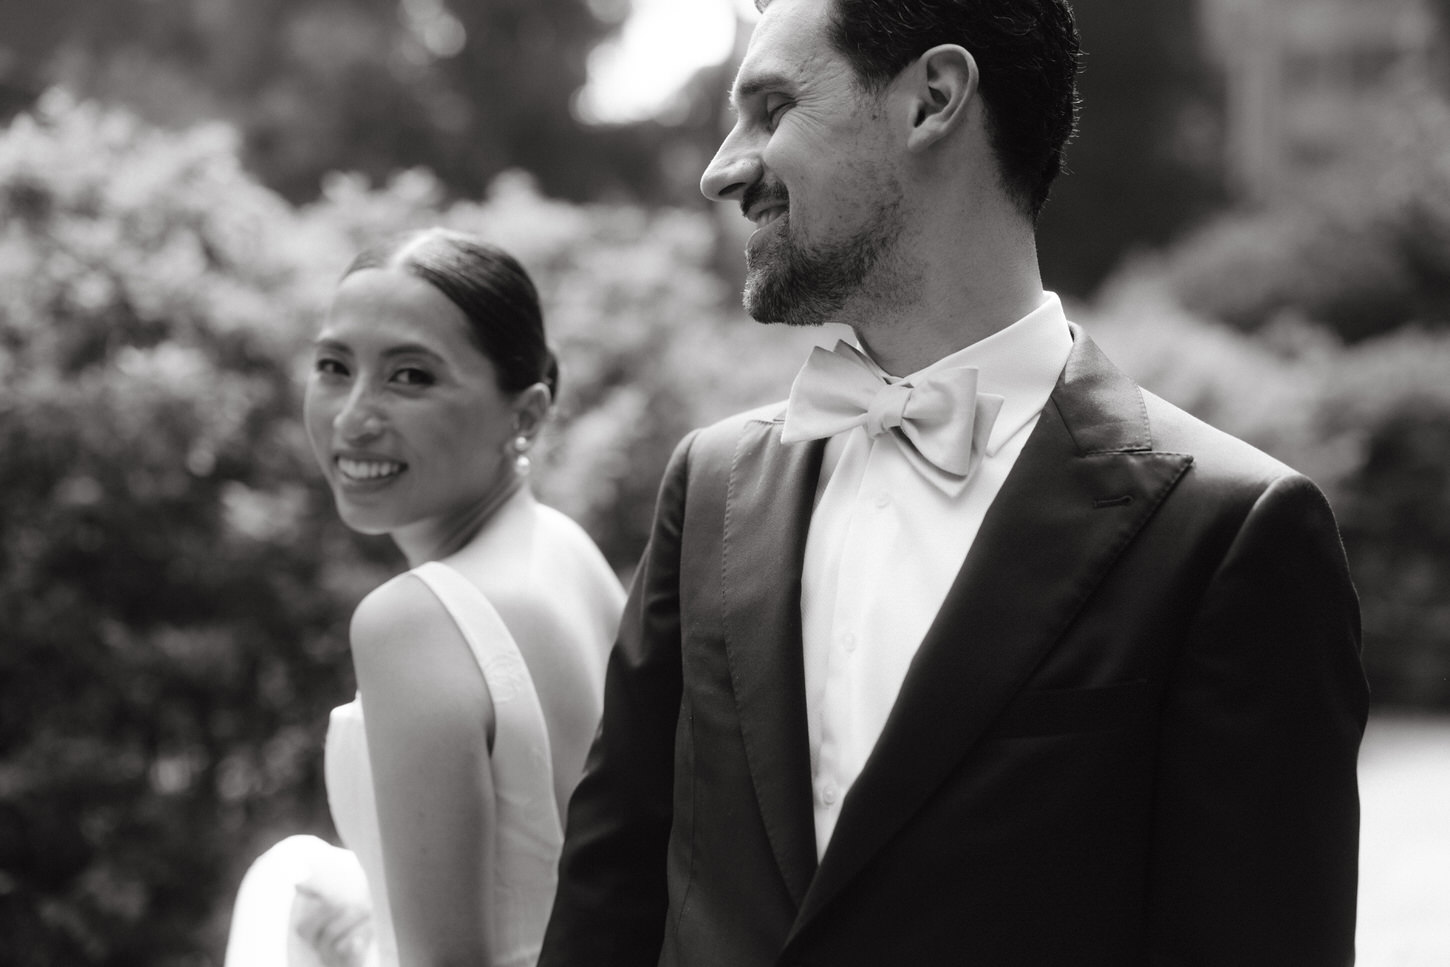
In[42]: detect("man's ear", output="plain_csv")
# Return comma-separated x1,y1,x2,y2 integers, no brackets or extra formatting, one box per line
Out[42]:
904,44,979,152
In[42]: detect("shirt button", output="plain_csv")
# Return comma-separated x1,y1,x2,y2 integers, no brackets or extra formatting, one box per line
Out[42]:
821,782,839,806
874,491,891,509
841,631,857,653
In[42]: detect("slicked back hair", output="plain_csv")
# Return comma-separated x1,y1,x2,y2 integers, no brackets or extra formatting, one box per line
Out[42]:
343,228,559,399
819,0,1081,221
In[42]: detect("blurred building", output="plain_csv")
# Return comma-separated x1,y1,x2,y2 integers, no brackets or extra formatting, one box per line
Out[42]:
1203,0,1445,198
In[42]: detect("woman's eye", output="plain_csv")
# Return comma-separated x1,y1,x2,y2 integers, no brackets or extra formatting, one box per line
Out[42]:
391,367,435,387
314,357,349,378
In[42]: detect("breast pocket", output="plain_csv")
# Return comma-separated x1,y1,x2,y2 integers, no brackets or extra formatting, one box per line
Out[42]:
986,680,1159,739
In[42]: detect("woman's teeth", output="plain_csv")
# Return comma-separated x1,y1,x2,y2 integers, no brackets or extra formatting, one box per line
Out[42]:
338,458,404,480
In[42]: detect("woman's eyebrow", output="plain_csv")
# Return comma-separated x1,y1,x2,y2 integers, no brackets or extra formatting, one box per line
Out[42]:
378,342,448,362
311,337,448,362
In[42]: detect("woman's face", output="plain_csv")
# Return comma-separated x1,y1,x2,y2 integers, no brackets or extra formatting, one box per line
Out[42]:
303,266,518,537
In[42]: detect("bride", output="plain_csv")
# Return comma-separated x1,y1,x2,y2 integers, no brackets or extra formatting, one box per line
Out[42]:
225,229,625,967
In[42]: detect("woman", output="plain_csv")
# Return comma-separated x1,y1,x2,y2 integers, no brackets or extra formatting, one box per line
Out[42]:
226,229,625,967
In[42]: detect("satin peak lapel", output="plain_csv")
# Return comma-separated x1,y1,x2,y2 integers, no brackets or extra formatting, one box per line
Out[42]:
792,328,1193,932
720,415,824,907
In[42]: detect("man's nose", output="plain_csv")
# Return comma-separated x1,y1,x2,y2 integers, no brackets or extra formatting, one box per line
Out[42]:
700,125,762,203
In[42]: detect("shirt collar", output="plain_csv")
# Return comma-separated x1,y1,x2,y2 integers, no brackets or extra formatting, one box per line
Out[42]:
852,291,1073,457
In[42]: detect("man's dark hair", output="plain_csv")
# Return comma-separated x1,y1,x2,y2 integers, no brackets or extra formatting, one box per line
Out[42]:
825,0,1081,220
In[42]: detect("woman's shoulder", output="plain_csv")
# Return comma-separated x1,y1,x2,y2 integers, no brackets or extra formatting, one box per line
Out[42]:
348,567,497,736
349,567,462,656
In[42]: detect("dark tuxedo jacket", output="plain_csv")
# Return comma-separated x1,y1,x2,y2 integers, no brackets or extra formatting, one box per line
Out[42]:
540,328,1368,967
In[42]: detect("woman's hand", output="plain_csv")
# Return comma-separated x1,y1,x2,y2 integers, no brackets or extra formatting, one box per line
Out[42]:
291,882,375,967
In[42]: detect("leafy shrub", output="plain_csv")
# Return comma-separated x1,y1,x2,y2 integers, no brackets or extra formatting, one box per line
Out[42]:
0,92,373,966
1146,78,1450,342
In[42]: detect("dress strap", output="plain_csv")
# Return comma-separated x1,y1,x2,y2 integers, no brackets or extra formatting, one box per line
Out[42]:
408,561,553,760
406,561,563,966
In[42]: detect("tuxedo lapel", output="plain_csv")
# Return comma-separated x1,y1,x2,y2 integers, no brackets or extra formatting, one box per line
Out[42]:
792,328,1193,932
717,415,824,907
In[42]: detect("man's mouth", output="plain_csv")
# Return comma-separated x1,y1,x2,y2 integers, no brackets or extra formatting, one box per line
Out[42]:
753,206,786,230
337,457,406,481
742,181,789,231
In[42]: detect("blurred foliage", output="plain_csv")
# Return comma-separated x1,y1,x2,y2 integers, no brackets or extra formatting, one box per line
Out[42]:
1142,73,1450,342
0,93,381,966
0,0,678,204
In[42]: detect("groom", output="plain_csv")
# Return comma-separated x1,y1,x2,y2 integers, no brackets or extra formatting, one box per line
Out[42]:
541,0,1368,964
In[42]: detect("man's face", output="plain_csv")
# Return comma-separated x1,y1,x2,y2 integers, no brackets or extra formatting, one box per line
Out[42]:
701,0,906,327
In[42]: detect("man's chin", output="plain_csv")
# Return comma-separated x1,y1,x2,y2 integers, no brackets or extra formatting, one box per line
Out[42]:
743,273,825,328
744,295,830,328
743,295,812,328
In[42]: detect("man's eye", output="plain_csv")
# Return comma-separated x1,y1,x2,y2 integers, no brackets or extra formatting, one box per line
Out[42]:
315,357,348,378
392,367,435,387
766,99,792,129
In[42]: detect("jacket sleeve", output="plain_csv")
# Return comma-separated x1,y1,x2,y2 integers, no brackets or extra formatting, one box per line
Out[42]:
1149,472,1369,966
538,430,698,967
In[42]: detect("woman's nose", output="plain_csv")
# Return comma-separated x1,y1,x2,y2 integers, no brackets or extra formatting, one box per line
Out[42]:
335,385,385,443
700,125,763,203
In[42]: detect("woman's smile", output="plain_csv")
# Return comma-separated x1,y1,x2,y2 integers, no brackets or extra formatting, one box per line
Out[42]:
336,455,407,484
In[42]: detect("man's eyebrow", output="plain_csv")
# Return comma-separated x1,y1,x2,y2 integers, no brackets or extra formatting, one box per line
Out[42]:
731,70,795,108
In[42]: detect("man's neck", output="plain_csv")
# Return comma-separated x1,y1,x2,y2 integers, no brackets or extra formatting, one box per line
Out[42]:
850,266,1046,377
833,182,1046,375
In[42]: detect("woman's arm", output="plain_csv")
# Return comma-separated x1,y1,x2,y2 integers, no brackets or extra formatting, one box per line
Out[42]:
349,573,498,967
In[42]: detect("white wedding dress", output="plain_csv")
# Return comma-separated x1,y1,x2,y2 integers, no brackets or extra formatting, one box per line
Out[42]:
226,561,564,967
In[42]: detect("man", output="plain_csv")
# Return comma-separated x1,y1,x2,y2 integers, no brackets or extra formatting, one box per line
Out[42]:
540,0,1368,964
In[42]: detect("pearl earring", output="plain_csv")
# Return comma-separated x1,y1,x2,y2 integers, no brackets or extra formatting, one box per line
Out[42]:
512,435,531,475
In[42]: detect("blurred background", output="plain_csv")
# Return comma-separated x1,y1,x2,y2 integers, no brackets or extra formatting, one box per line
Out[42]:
1,0,1448,963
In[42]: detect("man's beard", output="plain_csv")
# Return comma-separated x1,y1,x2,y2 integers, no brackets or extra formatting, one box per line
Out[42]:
741,183,903,328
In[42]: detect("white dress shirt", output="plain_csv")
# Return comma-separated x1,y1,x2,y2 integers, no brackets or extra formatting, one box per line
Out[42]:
799,291,1074,857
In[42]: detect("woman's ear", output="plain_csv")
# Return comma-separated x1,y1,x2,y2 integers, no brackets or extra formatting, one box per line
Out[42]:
904,44,979,152
510,382,553,441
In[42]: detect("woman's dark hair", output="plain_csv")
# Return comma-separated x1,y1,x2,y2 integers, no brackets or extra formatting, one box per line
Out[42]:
822,0,1081,221
342,228,559,398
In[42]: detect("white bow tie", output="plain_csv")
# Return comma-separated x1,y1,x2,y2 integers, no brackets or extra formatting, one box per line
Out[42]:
781,341,1004,494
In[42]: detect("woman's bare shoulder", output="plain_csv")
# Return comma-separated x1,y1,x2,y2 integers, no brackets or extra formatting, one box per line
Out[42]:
349,570,455,652
348,568,495,735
